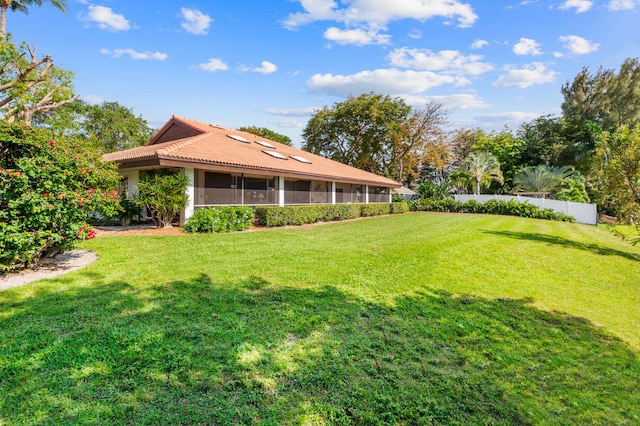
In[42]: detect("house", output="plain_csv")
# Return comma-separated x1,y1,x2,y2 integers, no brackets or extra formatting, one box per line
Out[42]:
103,116,402,223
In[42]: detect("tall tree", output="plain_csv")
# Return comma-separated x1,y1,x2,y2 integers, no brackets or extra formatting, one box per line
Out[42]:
0,37,76,125
0,0,68,36
81,101,154,152
237,126,292,146
561,58,640,130
303,93,448,183
462,151,503,195
591,124,640,222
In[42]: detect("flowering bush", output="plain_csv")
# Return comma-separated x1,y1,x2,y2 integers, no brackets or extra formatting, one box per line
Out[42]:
0,122,120,272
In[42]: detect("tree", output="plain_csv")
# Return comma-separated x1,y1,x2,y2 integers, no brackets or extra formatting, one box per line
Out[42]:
462,151,503,195
517,115,595,172
390,100,449,183
80,101,154,152
591,124,640,223
136,171,189,228
561,58,640,130
303,93,448,183
0,37,76,125
0,121,120,272
237,126,292,146
0,0,67,36
512,165,587,201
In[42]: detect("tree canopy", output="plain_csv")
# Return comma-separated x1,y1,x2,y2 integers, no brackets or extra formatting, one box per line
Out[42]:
237,125,292,146
302,92,448,183
561,58,640,130
0,37,76,125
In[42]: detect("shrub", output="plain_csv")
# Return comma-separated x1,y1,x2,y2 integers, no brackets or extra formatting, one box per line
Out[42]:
183,207,254,233
391,201,410,214
136,171,189,228
0,122,120,273
255,203,396,227
361,203,391,217
411,198,575,222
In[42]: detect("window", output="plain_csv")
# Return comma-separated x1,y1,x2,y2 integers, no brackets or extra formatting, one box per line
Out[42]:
227,134,250,143
256,140,276,149
263,150,288,160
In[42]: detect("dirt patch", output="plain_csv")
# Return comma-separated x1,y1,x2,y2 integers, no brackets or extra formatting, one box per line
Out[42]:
93,225,186,237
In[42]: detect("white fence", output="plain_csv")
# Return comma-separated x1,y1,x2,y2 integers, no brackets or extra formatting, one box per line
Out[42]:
454,194,598,225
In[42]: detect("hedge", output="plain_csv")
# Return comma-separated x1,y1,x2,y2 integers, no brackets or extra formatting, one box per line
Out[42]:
183,206,254,233
254,203,408,227
411,198,575,222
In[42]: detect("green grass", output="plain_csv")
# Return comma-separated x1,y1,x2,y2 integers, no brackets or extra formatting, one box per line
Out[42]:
1,213,639,425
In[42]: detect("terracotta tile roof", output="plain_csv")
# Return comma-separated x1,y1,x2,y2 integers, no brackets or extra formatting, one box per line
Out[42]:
103,115,401,187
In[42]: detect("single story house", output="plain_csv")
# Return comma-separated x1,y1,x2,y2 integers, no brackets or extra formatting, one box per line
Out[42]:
103,116,401,223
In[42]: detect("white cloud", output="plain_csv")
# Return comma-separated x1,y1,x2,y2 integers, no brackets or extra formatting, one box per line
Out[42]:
408,29,422,39
100,48,168,60
324,26,391,45
492,62,558,88
559,35,600,54
608,0,636,10
513,38,543,55
199,58,229,72
85,5,130,31
265,107,317,116
282,0,479,33
559,0,593,13
471,39,488,49
403,93,490,110
81,94,105,104
270,119,306,128
180,7,213,35
306,68,468,97
388,48,493,75
474,111,542,126
251,61,278,74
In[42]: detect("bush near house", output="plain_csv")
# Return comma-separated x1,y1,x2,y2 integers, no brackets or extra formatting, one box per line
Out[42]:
0,122,120,273
254,203,409,227
183,206,254,233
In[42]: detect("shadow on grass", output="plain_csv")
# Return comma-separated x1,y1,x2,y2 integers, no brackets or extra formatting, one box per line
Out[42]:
1,275,639,425
484,230,640,261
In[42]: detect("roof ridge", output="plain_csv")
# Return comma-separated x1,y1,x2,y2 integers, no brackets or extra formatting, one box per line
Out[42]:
156,133,209,156
173,115,229,133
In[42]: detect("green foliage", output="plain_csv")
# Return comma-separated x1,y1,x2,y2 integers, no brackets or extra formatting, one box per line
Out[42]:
360,203,392,217
462,151,503,195
81,101,155,152
414,181,452,200
390,200,410,214
117,195,140,225
183,207,254,233
0,122,120,272
0,36,76,125
562,58,640,130
303,92,411,175
136,171,189,228
591,124,640,222
237,126,292,146
255,204,362,227
411,198,575,222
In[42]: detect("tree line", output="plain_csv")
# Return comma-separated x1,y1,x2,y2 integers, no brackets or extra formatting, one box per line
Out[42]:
301,59,640,228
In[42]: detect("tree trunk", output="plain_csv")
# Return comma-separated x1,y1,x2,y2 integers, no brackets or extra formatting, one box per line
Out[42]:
0,7,6,37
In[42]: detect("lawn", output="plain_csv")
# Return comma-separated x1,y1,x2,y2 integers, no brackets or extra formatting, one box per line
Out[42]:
1,213,639,425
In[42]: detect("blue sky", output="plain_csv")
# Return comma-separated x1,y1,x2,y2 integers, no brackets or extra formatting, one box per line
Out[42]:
9,0,639,147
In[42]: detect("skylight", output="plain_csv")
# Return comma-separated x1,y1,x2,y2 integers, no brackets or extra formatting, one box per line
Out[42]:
227,134,250,143
290,155,312,164
256,140,276,149
263,150,288,160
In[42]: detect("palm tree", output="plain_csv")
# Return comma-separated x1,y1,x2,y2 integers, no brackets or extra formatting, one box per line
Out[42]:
463,151,504,195
0,0,67,36
513,165,579,198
